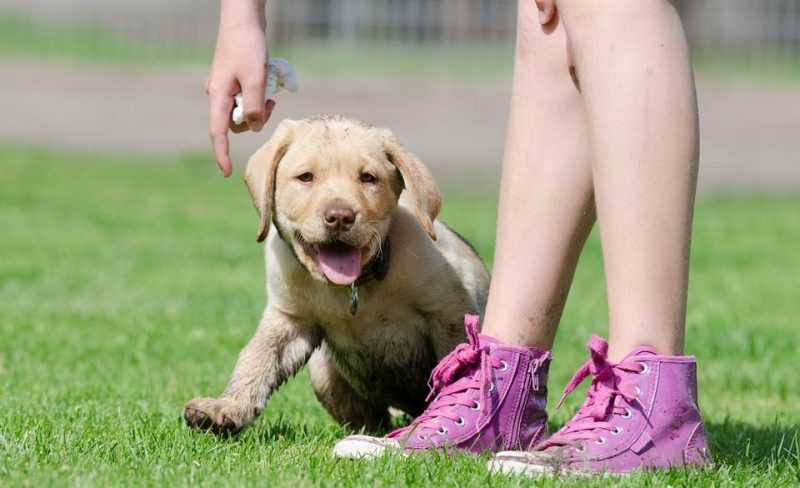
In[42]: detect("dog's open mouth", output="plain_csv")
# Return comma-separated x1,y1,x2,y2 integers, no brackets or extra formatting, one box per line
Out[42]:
301,238,363,285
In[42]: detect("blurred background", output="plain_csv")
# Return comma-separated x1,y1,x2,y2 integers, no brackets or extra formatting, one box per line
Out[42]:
1,0,799,192
1,4,799,485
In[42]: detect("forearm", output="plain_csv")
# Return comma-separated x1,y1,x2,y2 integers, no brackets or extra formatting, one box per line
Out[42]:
208,0,270,175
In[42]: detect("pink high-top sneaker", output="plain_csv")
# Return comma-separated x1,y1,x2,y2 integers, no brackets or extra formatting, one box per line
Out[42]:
332,315,551,458
489,335,712,476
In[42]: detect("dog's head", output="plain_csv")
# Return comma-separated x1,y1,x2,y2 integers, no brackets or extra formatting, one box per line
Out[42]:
244,115,441,286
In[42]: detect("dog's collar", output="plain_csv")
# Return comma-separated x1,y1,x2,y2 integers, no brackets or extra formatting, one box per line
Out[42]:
347,239,390,316
272,217,390,315
354,239,391,287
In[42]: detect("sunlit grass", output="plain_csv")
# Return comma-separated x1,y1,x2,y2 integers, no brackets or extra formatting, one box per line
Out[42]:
0,146,798,486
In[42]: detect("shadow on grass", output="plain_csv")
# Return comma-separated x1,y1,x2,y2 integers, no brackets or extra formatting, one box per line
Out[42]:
541,417,799,469
706,418,799,467
254,410,418,442
226,414,798,471
243,414,345,445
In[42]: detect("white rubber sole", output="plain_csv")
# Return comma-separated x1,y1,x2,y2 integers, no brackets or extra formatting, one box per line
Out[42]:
487,458,552,476
332,436,401,459
488,451,629,478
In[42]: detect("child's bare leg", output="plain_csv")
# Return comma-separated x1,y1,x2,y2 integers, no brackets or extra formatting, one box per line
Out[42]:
556,0,699,360
481,3,594,350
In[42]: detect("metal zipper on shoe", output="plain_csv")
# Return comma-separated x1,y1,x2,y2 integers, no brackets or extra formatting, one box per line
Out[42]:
507,357,540,449
517,357,546,449
530,356,542,391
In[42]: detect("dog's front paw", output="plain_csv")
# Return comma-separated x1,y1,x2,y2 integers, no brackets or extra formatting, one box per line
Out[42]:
183,397,253,435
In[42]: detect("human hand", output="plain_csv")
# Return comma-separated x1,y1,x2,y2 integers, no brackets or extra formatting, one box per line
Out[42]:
206,0,274,177
535,0,557,25
231,58,299,126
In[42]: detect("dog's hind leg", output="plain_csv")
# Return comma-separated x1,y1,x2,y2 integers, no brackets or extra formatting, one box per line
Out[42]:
308,346,389,432
184,307,321,435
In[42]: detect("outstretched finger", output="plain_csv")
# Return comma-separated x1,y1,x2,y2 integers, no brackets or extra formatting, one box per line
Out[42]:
209,90,235,177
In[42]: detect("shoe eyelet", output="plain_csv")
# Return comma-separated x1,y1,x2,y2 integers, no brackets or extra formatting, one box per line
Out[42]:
488,382,495,393
612,426,623,436
634,386,641,397
417,434,428,440
455,416,466,427
575,445,586,453
471,400,481,411
498,360,509,372
437,426,448,435
638,363,649,375
595,437,607,445
622,408,633,419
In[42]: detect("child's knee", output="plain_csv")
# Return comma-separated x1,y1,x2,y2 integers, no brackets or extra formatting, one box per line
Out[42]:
514,1,569,70
558,0,678,54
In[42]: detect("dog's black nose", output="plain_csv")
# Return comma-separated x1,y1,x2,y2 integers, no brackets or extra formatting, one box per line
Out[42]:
324,207,356,232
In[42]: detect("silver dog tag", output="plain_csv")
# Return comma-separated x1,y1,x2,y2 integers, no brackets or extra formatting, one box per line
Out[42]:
349,283,359,316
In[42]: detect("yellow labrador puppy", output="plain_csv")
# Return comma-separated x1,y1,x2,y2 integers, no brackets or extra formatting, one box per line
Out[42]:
184,115,490,434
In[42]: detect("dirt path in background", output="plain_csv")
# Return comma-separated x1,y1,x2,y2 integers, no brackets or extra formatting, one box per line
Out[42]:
2,59,799,192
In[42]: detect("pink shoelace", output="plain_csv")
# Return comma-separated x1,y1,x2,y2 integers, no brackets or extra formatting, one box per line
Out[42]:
388,315,501,441
541,335,645,448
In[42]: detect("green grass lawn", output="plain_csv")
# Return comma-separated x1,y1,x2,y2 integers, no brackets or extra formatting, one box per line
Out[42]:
1,146,798,486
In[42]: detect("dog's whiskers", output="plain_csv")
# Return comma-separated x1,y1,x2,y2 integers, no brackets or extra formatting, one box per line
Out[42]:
367,229,382,260
399,243,420,259
294,231,307,245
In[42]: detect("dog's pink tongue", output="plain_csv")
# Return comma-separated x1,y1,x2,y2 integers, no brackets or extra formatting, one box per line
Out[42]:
317,247,362,285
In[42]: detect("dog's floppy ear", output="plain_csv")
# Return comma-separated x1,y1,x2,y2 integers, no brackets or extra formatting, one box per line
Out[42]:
244,119,297,242
380,129,441,240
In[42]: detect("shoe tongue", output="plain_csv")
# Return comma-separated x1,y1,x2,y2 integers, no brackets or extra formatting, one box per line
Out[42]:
622,346,659,360
317,245,362,285
477,333,502,347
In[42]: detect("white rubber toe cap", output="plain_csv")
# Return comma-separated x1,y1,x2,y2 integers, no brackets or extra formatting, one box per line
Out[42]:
332,435,401,459
488,451,552,476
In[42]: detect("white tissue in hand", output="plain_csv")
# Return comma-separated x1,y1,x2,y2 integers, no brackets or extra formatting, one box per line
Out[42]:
232,57,299,125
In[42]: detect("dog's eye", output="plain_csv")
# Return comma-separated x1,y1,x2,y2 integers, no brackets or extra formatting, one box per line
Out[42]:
297,172,314,183
359,172,377,184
